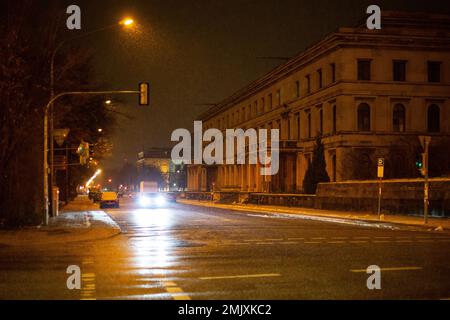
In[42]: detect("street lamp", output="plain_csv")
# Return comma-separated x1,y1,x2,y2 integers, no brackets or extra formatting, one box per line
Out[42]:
45,17,136,224
119,18,135,27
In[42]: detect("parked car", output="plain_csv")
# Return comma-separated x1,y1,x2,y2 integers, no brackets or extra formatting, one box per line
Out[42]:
99,191,119,209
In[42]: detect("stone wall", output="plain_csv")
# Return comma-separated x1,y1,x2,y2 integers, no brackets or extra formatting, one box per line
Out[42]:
316,179,450,216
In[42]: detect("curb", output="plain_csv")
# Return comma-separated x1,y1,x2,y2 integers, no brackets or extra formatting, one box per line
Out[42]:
177,199,449,233
0,211,121,248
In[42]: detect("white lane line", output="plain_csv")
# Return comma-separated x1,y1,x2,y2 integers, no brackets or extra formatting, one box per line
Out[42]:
256,242,274,245
350,267,422,273
280,241,299,245
200,273,281,280
265,238,283,241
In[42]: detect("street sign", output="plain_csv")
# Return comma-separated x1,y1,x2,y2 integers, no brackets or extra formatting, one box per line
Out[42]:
377,158,384,178
139,82,149,106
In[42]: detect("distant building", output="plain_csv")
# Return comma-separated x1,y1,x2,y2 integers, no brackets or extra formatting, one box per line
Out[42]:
187,11,450,193
137,148,186,191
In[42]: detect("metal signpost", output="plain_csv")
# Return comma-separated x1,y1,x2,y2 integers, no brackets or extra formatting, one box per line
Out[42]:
419,136,431,224
377,158,384,220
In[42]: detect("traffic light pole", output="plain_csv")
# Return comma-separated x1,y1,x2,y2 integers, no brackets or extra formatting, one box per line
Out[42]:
423,139,430,225
42,89,141,225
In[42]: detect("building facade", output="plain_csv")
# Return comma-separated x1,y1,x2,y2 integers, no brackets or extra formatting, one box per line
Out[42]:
187,11,450,194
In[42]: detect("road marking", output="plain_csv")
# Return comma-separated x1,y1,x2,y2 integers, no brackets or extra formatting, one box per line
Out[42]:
304,241,322,244
288,238,304,241
280,241,298,245
311,237,326,240
349,240,368,244
256,242,274,245
163,281,190,300
332,237,349,240
81,271,96,301
350,267,422,273
353,236,370,239
265,238,283,241
328,241,346,244
200,273,281,280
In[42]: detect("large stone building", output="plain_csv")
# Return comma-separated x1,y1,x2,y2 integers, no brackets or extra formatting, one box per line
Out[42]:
187,11,450,194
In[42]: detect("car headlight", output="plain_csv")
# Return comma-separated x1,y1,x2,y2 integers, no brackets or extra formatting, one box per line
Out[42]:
139,196,150,206
155,195,166,206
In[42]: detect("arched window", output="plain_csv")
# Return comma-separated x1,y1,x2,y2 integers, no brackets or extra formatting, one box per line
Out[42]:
357,103,371,131
393,104,406,132
427,104,440,133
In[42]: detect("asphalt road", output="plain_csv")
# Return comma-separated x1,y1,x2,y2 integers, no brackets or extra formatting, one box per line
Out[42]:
1,198,449,300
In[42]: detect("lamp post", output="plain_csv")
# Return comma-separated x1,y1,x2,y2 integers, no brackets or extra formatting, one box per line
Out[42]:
45,18,136,223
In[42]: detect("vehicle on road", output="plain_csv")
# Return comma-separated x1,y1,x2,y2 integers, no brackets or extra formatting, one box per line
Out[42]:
99,191,120,209
137,181,168,207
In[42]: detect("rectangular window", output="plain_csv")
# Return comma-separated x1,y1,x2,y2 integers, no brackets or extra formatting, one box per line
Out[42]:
253,101,258,116
306,75,311,94
261,97,265,114
295,112,300,140
357,59,371,81
276,90,281,106
428,61,441,83
277,119,282,139
330,63,336,83
268,94,273,110
241,106,245,122
295,80,300,98
307,113,311,138
393,60,407,81
317,69,323,89
319,108,323,135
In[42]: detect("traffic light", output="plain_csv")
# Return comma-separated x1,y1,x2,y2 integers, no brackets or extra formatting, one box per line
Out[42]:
415,155,423,170
416,153,426,176
77,141,90,165
139,82,149,106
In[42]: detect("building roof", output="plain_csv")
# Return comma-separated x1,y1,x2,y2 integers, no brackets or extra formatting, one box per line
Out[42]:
138,148,171,160
197,11,450,122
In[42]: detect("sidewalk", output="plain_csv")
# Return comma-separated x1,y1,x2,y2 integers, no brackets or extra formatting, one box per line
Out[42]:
178,199,450,232
0,196,121,247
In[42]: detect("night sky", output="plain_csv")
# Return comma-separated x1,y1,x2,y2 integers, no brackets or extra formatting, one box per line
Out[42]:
68,0,450,169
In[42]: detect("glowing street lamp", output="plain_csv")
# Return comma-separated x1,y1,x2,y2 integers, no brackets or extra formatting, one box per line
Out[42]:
119,18,135,27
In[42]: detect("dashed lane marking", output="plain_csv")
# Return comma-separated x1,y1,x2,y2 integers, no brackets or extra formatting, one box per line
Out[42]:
200,273,281,280
350,266,422,273
163,281,190,300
